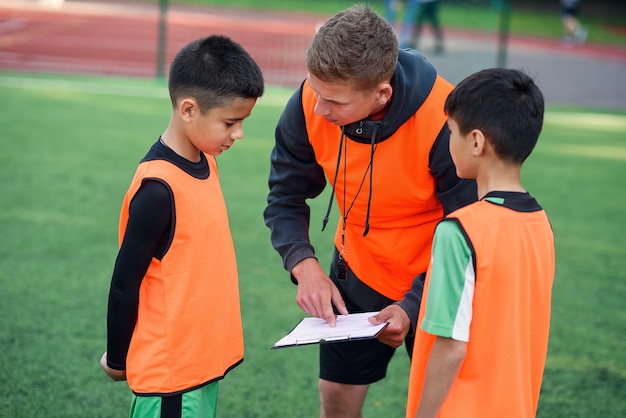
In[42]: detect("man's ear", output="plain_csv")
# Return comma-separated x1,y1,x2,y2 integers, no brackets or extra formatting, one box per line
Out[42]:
178,98,198,122
471,129,486,157
375,83,393,105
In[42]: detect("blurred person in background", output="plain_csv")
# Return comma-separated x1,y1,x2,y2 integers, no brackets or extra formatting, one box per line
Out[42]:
385,0,444,54
560,0,587,46
409,0,444,55
385,0,401,25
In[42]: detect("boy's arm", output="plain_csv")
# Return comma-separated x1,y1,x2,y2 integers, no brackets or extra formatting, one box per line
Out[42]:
414,219,473,415
100,351,126,381
415,336,467,418
103,180,172,373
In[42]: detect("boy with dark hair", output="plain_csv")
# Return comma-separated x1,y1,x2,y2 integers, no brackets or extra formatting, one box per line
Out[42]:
100,35,264,417
406,68,554,418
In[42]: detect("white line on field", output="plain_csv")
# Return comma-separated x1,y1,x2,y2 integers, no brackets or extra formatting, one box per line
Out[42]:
6,76,623,119
0,75,167,98
544,112,626,131
0,75,291,106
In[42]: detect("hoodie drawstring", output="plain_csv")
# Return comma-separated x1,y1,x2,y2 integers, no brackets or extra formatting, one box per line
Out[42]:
321,127,345,232
321,124,380,238
363,124,379,236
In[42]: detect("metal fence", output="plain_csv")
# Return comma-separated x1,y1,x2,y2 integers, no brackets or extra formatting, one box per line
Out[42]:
0,0,508,87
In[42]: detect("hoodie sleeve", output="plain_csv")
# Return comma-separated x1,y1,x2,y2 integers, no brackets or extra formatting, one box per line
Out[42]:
429,125,478,215
394,126,478,330
263,84,328,274
395,272,426,336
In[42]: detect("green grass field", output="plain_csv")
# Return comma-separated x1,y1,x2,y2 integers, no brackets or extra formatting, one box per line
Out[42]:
0,72,625,417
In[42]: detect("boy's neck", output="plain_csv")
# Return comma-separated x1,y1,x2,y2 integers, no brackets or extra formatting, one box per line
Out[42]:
160,128,201,163
476,163,524,200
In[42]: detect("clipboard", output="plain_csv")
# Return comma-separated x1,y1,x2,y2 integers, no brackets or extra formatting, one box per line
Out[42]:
272,312,388,349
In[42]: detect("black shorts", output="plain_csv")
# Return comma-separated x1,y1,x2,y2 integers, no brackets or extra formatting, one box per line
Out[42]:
319,249,414,385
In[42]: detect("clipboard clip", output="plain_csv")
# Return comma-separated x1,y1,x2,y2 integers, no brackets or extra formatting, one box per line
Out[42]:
296,335,351,344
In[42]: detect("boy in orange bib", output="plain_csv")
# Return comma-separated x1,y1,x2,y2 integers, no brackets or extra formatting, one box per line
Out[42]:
406,68,554,418
100,35,264,417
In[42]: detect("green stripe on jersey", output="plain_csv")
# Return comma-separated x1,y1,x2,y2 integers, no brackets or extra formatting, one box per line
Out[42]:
421,219,474,342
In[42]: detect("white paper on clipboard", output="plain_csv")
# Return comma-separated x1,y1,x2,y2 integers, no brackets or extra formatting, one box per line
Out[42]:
272,312,388,349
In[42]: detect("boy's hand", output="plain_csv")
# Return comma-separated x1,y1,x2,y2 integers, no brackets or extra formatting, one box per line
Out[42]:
100,351,127,381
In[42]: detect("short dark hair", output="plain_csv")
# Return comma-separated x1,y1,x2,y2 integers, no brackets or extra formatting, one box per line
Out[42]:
306,5,398,92
445,68,544,163
168,35,264,112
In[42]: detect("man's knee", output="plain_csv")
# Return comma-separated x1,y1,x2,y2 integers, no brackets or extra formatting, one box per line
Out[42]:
319,379,368,418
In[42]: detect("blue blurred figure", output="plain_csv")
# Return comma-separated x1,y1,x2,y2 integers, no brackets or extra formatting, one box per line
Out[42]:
385,0,444,54
560,0,587,47
384,0,401,24
411,0,444,53
384,0,416,48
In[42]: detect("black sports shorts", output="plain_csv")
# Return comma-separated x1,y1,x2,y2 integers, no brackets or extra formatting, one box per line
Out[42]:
319,249,414,385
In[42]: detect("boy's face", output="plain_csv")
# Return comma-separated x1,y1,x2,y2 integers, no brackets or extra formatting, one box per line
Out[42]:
447,117,476,179
308,74,391,127
190,97,257,156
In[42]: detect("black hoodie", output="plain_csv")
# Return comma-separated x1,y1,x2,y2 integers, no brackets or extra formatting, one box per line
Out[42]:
263,49,477,329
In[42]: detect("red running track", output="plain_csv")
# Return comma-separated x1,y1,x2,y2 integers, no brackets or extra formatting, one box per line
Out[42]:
0,0,325,87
